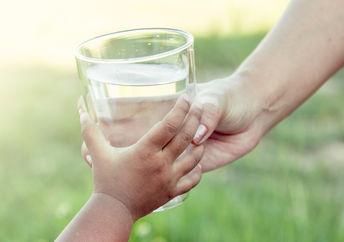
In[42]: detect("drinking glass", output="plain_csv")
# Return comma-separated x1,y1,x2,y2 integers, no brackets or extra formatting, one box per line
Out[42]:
75,28,196,211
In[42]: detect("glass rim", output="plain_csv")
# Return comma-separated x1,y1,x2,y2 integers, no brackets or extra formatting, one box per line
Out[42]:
75,28,194,64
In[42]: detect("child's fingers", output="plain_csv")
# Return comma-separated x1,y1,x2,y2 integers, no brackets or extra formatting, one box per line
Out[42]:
164,104,202,159
78,96,110,162
81,142,92,168
173,145,204,179
139,95,190,149
174,164,202,196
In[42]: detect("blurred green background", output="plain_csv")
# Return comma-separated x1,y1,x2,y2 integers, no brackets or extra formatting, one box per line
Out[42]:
1,0,344,241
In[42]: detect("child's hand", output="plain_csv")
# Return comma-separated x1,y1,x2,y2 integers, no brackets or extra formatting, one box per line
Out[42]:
78,95,203,221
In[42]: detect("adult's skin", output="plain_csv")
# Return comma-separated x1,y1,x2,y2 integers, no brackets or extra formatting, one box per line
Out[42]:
192,0,344,172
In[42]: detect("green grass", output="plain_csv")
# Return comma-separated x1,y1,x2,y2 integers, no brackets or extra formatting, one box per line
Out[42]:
1,33,344,241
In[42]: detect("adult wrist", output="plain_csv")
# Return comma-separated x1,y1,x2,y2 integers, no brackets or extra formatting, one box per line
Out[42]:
228,65,285,136
233,66,272,109
232,65,290,135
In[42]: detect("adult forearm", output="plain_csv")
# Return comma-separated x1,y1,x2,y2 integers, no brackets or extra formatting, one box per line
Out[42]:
235,0,344,133
56,193,133,242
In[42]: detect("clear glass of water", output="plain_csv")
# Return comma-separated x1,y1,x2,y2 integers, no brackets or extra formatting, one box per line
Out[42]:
75,28,196,211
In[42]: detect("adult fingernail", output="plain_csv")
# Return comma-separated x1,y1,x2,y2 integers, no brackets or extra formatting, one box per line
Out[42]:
193,124,207,144
78,108,83,115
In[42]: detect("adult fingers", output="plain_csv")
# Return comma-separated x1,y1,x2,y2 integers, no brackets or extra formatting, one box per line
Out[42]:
173,145,204,179
78,96,110,162
139,94,190,149
192,83,223,145
174,164,202,196
81,142,92,168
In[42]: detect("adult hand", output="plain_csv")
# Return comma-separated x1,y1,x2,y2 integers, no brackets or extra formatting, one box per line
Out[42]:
192,75,266,172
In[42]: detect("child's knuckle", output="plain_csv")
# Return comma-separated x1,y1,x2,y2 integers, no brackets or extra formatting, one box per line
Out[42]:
163,121,178,135
151,158,167,175
191,155,200,167
177,102,189,115
180,131,193,144
153,163,164,175
190,106,202,117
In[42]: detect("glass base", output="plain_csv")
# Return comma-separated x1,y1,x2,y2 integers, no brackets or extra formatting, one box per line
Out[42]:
153,193,188,212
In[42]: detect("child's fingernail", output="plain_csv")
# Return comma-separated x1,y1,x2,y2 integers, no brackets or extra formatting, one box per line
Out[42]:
86,154,92,164
78,108,83,115
193,124,207,144
198,164,202,171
